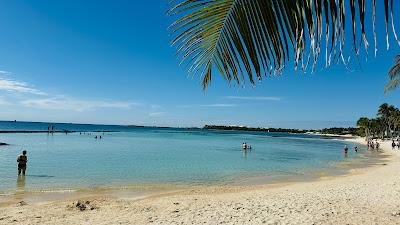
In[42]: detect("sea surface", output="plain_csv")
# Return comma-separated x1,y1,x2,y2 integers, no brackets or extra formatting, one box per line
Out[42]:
0,121,368,193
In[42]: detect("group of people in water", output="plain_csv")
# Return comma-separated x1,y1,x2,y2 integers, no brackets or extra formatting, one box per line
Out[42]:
79,132,104,139
16,131,106,176
47,125,72,135
344,140,381,156
47,125,55,133
343,145,358,155
241,142,252,150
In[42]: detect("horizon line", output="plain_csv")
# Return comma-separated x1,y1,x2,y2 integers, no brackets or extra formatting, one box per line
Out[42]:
0,119,356,130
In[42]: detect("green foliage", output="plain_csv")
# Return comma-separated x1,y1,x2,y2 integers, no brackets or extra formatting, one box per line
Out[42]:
203,103,400,138
354,129,366,137
203,125,313,133
357,103,400,139
386,55,400,92
319,127,360,136
169,0,399,90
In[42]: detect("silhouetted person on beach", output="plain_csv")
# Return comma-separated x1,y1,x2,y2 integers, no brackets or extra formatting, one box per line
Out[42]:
354,146,358,153
392,140,396,149
17,150,28,176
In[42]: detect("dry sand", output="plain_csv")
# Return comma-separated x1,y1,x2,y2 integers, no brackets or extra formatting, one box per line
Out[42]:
1,137,400,225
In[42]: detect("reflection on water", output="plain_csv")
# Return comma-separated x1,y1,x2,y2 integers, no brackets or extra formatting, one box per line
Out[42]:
242,149,253,159
16,175,26,191
26,175,55,178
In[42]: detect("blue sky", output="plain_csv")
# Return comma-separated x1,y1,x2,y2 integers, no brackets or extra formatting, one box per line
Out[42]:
0,0,399,129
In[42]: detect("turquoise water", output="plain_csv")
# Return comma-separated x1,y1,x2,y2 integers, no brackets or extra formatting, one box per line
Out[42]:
0,122,364,192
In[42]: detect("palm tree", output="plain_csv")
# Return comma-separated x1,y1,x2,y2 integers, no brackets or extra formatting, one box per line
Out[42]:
357,104,400,139
369,118,386,140
377,103,396,138
385,55,400,92
169,1,399,90
357,117,371,139
388,108,400,136
378,103,391,119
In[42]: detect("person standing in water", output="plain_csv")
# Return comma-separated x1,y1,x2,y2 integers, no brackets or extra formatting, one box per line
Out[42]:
344,145,348,155
17,150,28,176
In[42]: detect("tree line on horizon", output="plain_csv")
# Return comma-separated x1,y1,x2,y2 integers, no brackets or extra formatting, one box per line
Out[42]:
203,125,317,134
204,104,400,138
357,103,400,140
203,124,359,135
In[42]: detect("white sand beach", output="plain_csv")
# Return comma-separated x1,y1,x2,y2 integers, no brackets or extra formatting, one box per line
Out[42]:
1,137,400,225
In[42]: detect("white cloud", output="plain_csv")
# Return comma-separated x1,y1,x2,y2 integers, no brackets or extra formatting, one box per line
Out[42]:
149,112,166,117
21,96,140,112
224,96,281,101
201,104,238,107
179,103,238,108
0,96,11,105
150,104,162,110
0,77,46,95
0,73,144,113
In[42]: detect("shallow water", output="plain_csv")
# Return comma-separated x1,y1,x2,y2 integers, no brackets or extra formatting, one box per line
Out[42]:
0,122,367,193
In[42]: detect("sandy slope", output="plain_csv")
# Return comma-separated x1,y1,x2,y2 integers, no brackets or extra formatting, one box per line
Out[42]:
1,137,400,225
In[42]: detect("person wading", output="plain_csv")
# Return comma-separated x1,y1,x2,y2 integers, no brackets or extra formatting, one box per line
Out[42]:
17,150,28,176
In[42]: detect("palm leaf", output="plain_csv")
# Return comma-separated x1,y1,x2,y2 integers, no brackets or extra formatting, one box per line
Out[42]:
385,55,400,92
168,0,397,90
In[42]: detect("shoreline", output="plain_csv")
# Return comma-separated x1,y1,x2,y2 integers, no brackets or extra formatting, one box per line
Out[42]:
2,136,400,224
0,137,385,195
0,136,380,199
0,130,116,134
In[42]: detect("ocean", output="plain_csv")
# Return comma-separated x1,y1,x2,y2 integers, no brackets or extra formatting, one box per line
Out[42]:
0,121,367,193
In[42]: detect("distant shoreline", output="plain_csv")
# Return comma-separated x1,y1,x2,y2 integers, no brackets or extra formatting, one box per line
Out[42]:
0,130,116,134
0,120,359,135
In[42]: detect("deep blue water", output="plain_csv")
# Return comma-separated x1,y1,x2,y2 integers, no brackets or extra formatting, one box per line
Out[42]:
0,120,135,132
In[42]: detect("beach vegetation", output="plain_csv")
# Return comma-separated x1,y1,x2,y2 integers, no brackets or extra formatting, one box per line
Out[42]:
169,0,400,90
203,125,316,133
386,55,400,92
357,103,400,139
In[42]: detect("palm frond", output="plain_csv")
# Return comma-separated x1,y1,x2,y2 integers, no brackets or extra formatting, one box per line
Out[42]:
385,55,400,93
168,0,397,90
